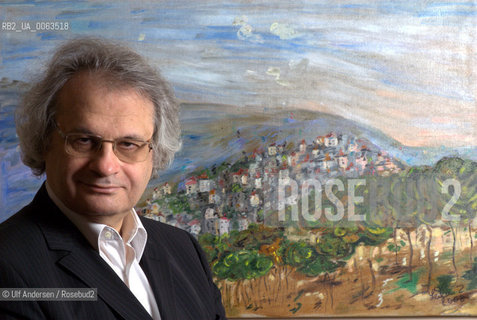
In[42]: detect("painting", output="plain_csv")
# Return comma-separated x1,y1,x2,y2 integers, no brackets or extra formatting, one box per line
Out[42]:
1,1,476,318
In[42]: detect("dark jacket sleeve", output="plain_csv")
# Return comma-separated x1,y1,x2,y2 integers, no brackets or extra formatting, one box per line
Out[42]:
0,259,46,319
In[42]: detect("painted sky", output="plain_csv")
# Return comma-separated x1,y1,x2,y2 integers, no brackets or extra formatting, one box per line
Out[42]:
0,0,475,148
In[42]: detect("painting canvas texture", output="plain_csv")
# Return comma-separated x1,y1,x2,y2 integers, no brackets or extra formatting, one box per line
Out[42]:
1,1,476,318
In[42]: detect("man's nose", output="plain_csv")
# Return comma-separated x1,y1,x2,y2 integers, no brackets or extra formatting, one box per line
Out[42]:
88,142,121,176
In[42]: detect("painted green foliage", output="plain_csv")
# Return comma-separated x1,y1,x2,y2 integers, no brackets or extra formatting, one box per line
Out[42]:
200,224,393,281
463,258,477,290
214,250,274,280
387,240,406,254
194,157,476,291
279,240,342,276
436,274,455,295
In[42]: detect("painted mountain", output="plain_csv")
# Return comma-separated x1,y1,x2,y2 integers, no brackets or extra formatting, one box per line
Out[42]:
2,78,474,220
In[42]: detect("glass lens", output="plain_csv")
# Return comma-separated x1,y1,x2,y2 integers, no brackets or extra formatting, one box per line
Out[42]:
66,134,100,154
64,134,151,163
115,139,150,162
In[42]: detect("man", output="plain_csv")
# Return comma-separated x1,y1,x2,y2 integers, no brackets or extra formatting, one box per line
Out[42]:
0,38,226,320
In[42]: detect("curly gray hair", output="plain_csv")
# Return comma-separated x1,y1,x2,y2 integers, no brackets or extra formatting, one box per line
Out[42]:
15,37,181,177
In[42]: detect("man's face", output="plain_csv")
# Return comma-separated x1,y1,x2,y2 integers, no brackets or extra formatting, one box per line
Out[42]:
45,72,155,220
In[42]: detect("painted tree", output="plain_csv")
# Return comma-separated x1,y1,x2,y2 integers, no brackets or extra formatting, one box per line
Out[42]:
354,175,394,296
202,224,284,307
400,167,436,282
387,175,409,267
213,249,274,307
434,157,477,277
411,168,438,293
279,237,345,310
444,160,477,265
358,223,393,294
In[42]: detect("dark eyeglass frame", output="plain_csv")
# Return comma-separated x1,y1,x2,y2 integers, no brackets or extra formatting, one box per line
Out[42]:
53,122,153,163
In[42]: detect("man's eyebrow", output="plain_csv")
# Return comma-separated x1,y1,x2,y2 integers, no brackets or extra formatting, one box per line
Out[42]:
67,127,96,135
68,127,149,141
121,135,150,141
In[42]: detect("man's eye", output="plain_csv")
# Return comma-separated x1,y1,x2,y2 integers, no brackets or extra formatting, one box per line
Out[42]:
69,136,98,151
117,140,141,150
70,136,96,146
76,137,94,144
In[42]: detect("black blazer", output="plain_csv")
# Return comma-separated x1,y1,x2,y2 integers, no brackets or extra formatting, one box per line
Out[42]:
0,185,226,320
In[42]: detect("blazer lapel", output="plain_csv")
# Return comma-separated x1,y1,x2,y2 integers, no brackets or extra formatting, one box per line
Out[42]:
57,248,153,320
140,238,177,320
34,185,153,320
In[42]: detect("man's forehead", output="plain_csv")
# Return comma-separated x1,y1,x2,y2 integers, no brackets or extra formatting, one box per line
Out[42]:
56,72,152,110
59,71,145,97
54,73,155,132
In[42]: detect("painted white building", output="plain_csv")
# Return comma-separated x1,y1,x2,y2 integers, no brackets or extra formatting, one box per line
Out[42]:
189,219,201,237
250,192,260,207
199,179,211,192
205,207,216,219
299,139,307,154
152,187,160,200
338,154,348,169
238,217,249,231
209,189,220,204
268,144,277,156
150,202,160,214
324,133,338,147
219,217,230,235
185,177,198,194
254,173,262,189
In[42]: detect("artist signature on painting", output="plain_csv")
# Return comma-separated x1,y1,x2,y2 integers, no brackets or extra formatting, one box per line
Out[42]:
428,286,467,306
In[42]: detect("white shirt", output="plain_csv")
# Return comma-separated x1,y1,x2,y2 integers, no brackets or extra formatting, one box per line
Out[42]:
46,183,161,319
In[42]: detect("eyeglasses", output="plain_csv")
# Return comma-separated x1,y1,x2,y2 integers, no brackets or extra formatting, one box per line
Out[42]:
54,123,153,163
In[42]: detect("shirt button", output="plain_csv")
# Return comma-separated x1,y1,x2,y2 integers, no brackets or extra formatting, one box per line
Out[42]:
104,230,113,239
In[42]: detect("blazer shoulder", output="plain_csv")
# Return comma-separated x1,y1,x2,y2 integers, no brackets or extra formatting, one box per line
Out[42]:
0,204,41,247
0,204,51,283
0,185,50,247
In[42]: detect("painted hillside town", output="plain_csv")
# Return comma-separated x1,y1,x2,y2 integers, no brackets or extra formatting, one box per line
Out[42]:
139,132,403,235
136,132,477,317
